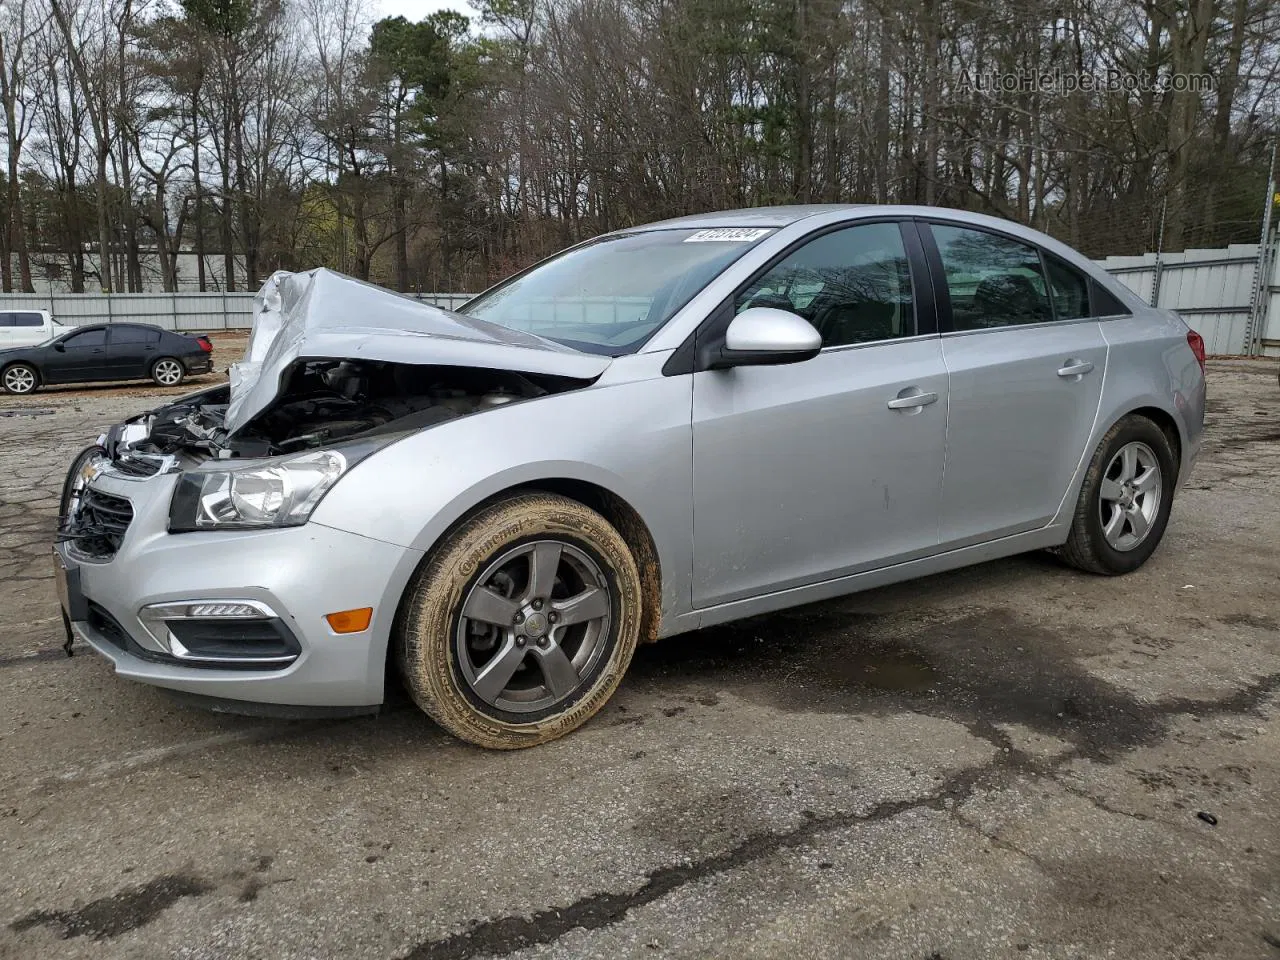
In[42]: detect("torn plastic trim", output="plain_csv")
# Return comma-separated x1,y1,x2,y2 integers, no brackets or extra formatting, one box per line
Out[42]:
226,269,611,434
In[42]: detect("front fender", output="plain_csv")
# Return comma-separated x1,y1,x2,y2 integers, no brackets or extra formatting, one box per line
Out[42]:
310,361,695,625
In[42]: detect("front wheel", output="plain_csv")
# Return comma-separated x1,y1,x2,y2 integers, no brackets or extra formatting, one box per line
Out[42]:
151,357,185,387
2,363,39,395
397,492,643,749
1060,415,1177,575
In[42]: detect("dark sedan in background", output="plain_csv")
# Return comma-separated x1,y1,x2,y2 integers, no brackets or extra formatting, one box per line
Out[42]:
0,323,213,394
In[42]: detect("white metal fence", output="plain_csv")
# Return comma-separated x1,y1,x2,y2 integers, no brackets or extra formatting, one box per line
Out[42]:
1097,242,1279,356
3,242,1279,355
0,290,472,332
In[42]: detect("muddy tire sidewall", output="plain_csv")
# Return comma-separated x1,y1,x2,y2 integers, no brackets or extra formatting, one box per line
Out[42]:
397,493,642,749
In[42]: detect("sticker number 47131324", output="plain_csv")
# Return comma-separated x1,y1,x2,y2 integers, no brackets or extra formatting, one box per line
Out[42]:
683,228,773,243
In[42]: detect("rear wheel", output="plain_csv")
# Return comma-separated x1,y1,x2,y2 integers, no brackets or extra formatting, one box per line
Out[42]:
151,357,185,387
1060,415,1177,575
397,492,642,749
2,363,38,395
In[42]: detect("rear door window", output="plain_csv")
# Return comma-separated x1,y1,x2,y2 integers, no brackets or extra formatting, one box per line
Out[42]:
1044,255,1091,321
931,224,1053,330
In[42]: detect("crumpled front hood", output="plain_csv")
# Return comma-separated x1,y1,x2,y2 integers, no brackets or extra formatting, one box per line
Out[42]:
225,269,611,434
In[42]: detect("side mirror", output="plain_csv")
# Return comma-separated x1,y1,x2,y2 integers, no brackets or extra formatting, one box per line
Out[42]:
707,307,822,370
53,342,66,352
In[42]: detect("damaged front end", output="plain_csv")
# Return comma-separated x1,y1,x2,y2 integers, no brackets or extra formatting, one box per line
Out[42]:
110,358,589,465
66,268,608,545
99,267,609,468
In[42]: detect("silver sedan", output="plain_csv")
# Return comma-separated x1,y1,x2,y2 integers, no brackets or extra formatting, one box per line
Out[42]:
55,205,1206,748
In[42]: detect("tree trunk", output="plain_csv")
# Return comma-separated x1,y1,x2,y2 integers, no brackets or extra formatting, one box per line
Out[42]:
192,90,206,292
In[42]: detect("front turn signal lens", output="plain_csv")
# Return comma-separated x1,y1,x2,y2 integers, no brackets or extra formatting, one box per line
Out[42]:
325,607,373,634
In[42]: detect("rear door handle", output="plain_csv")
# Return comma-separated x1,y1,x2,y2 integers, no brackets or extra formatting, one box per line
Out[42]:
1057,360,1094,378
886,388,939,411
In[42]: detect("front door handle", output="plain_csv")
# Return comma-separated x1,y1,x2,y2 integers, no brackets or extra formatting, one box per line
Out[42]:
1057,359,1095,378
886,388,939,411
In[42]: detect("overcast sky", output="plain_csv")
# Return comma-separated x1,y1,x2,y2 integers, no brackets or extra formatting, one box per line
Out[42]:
374,0,475,21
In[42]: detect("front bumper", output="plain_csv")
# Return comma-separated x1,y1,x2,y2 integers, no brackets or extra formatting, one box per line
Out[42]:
57,468,423,709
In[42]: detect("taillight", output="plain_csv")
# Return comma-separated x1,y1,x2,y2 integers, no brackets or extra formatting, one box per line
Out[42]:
1186,330,1205,373
197,336,213,353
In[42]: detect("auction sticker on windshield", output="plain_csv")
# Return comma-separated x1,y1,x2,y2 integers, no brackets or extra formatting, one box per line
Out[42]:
683,228,774,243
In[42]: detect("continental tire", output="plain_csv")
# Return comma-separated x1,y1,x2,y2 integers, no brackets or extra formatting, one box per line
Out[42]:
397,492,642,749
1060,414,1177,575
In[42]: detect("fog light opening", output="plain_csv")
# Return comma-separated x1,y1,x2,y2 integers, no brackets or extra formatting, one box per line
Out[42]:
326,607,373,634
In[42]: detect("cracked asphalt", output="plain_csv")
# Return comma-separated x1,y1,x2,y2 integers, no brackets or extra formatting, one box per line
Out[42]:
1,358,1279,960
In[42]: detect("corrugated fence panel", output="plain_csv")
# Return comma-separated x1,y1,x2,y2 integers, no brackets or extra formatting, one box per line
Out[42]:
1175,311,1252,354
1108,268,1156,303
0,291,472,331
171,293,256,331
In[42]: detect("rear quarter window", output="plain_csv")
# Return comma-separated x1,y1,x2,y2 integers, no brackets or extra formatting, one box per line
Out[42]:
1090,279,1133,318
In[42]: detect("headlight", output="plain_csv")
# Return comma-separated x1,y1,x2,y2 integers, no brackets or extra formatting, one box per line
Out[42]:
169,450,348,532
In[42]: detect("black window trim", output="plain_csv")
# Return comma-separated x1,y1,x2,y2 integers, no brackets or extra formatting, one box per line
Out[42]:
663,216,937,376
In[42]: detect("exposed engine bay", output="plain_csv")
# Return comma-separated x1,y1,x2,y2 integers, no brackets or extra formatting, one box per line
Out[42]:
110,359,588,464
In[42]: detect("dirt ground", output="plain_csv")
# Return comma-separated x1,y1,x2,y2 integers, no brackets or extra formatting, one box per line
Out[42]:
1,359,1278,960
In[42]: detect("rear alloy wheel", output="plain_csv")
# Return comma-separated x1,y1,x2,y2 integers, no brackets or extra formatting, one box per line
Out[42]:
1060,415,1177,575
151,357,185,387
397,492,642,749
2,363,38,395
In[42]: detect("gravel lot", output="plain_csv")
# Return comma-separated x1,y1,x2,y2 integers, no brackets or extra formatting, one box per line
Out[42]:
1,359,1278,960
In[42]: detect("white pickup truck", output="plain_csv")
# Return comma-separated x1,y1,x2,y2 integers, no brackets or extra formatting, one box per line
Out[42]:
0,309,69,348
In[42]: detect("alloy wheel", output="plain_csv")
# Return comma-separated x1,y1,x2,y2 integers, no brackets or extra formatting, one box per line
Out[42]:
1098,440,1162,552
2,365,36,394
153,359,183,385
455,539,613,714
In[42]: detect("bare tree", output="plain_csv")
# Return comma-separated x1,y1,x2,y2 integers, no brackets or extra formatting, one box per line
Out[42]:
0,0,49,291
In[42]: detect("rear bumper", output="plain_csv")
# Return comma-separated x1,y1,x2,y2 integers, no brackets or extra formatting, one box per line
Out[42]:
185,356,213,374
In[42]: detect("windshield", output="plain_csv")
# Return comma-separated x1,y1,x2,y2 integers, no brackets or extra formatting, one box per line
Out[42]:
458,227,775,355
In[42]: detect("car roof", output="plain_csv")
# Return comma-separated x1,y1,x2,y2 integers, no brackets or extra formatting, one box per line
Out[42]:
628,205,869,230
622,204,1042,238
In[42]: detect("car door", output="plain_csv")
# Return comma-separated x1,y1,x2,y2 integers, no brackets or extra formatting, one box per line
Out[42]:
922,221,1108,547
47,327,111,383
691,220,948,608
0,312,14,348
105,325,160,378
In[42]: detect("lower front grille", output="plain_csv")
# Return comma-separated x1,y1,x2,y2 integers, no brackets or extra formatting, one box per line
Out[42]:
69,488,134,559
87,602,133,653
